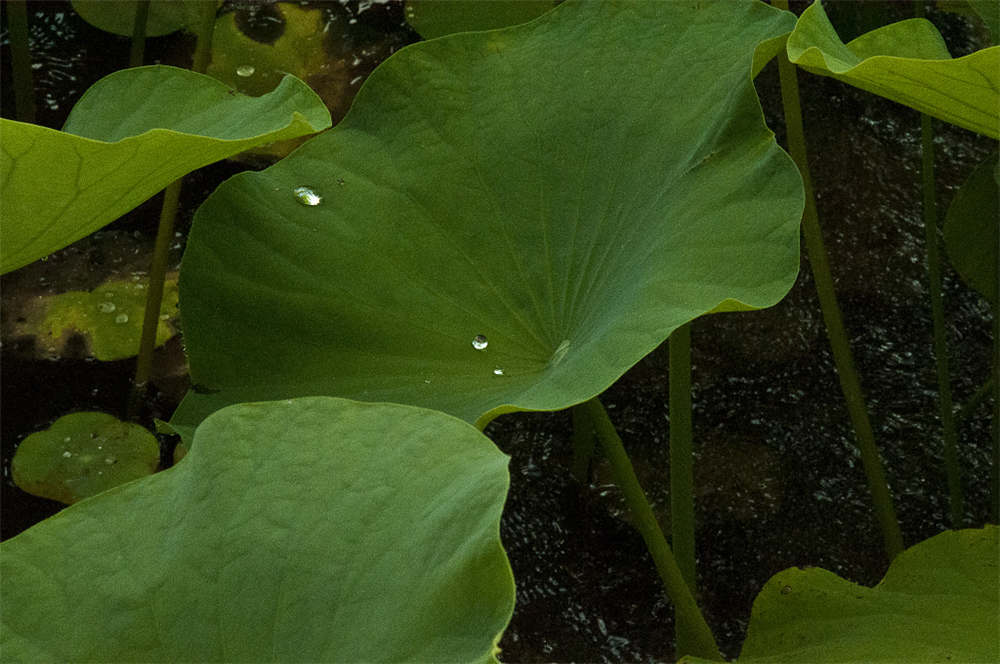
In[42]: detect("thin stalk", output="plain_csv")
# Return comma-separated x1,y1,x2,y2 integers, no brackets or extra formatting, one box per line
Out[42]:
582,398,721,661
669,323,695,588
918,110,964,526
774,0,904,560
993,297,998,522
7,0,36,123
570,404,597,483
128,1,217,416
128,0,150,68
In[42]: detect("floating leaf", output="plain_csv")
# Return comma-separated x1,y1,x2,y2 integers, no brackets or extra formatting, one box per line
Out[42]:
172,0,802,438
682,526,999,663
12,412,159,505
8,275,178,361
405,0,558,39
1,65,331,274
2,397,514,662
943,152,999,308
787,1,1000,138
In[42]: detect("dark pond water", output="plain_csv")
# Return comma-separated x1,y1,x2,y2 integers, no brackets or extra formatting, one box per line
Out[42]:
1,2,995,662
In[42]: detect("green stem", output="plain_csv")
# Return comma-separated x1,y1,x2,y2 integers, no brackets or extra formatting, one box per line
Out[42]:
774,1,904,560
7,0,36,124
570,404,597,483
129,0,150,68
918,111,964,526
993,299,999,523
128,1,217,417
669,323,695,588
583,398,721,661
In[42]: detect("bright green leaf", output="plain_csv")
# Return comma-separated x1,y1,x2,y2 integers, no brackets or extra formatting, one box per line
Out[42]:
944,152,999,308
787,1,1000,138
172,0,802,437
2,397,514,662
11,412,159,505
682,526,999,663
405,0,558,40
8,275,178,361
0,65,332,274
71,0,210,38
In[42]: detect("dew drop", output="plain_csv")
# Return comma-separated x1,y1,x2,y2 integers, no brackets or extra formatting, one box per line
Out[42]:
293,186,322,206
493,367,504,376
62,451,72,458
63,437,71,443
114,313,129,324
472,334,488,350
160,313,170,321
97,301,116,313
236,64,255,77
104,457,116,464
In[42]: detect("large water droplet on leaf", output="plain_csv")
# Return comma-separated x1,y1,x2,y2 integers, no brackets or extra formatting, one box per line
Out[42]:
472,334,488,350
236,64,256,77
293,186,322,206
97,301,116,313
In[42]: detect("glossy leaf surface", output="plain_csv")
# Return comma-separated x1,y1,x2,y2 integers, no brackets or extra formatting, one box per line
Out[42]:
2,397,514,662
173,0,802,435
788,1,1000,138
944,152,998,307
71,0,207,37
12,412,159,505
0,66,331,273
405,0,557,39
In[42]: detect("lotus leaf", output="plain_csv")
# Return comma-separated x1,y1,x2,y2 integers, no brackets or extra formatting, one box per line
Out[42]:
405,0,558,39
0,65,331,274
172,0,802,438
12,411,159,505
682,526,999,663
8,275,178,361
2,397,514,662
787,1,1000,138
943,152,999,307
71,0,209,38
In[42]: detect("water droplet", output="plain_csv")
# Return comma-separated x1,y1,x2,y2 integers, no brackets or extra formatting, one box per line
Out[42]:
493,367,504,376
97,301,116,313
293,186,322,206
114,313,129,324
336,177,346,186
104,457,116,464
236,64,255,77
160,313,170,321
63,437,71,443
62,451,72,458
104,292,114,299
472,334,488,350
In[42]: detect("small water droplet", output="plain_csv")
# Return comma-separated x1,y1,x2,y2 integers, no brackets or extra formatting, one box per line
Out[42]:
97,301,116,313
63,437,71,443
293,186,322,206
114,313,129,324
336,177,346,186
62,451,72,458
236,64,255,77
104,457,116,464
493,367,504,376
472,334,488,350
97,470,103,476
160,313,170,321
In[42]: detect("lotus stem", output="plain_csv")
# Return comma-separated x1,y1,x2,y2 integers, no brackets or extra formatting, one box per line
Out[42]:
774,0,904,560
129,0,150,68
7,0,35,124
992,301,998,523
129,1,218,416
571,403,596,483
669,323,696,590
918,108,964,526
582,398,721,661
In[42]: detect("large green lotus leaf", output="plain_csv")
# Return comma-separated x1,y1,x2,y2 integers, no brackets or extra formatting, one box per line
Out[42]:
405,0,558,39
681,526,1000,663
1,397,513,662
788,1,1000,138
943,152,998,308
12,412,159,505
8,275,178,361
0,65,331,274
172,0,802,437
71,0,210,37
